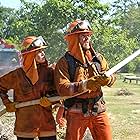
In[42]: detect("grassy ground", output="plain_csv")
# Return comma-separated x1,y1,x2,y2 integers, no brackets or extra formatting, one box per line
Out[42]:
103,77,140,140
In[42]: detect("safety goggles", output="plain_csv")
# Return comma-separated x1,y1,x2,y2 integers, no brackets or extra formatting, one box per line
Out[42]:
28,36,47,49
21,36,47,54
70,20,92,34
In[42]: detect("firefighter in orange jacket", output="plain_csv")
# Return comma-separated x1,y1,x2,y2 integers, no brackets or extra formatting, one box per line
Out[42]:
0,36,57,140
55,19,116,140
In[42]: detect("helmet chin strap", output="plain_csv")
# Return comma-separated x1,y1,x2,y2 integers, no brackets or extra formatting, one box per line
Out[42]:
82,43,90,51
81,44,93,62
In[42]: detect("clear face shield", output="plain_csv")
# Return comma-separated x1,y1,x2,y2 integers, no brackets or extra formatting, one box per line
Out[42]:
32,36,47,47
28,36,47,50
69,20,92,34
21,36,47,54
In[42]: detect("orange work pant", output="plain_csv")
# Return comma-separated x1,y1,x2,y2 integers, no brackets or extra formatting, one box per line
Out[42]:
65,111,112,140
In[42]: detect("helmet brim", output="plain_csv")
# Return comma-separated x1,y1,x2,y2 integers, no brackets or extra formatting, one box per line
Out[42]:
21,45,47,55
64,30,93,39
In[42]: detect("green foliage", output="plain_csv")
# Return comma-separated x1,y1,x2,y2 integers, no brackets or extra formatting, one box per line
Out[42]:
0,0,139,71
93,26,138,68
123,6,140,44
99,0,140,72
0,6,15,38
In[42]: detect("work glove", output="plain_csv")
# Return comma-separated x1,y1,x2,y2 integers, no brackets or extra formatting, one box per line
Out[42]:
79,76,100,92
94,75,111,86
86,76,101,90
80,75,111,92
40,97,52,107
5,102,16,112
56,106,67,127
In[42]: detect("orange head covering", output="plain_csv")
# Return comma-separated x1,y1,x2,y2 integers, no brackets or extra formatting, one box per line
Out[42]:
21,36,47,85
64,19,93,64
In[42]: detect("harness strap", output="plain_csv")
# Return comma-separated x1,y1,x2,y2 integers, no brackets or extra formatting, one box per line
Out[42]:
64,95,102,114
65,52,88,82
64,52,102,82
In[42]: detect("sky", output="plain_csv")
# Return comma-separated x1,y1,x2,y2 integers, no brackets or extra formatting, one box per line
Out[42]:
0,0,41,8
0,0,21,8
0,0,139,9
0,0,115,9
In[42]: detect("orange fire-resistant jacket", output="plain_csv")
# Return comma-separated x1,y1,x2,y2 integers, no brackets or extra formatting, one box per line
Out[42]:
55,53,116,99
55,52,116,140
0,64,56,138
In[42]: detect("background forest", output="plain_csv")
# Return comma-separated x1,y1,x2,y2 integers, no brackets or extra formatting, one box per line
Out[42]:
0,0,140,73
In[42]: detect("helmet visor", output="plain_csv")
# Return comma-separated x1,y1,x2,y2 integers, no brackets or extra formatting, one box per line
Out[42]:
21,36,48,54
69,20,92,34
30,36,47,48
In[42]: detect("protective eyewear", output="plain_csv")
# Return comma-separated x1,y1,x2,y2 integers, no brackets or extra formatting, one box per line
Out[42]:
69,20,92,34
29,36,47,49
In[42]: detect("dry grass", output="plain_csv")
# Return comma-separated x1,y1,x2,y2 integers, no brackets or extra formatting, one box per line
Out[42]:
103,78,140,140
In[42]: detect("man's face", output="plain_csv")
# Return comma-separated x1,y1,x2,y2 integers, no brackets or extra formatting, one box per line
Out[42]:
35,49,46,63
79,33,91,50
